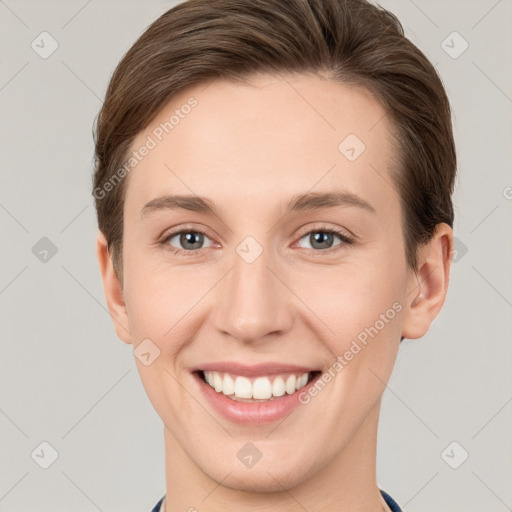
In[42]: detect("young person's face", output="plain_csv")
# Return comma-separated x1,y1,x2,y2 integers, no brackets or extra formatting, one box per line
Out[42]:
98,73,452,492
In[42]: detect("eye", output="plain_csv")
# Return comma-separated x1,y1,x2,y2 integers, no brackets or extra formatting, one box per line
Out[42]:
296,226,354,253
160,225,354,256
162,228,214,255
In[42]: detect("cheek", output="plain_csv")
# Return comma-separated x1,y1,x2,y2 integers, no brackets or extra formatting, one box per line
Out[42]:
295,252,405,371
123,253,214,348
308,260,403,327
305,269,403,418
122,260,208,413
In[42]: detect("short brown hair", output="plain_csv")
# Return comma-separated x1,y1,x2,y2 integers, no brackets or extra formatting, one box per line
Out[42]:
92,0,456,276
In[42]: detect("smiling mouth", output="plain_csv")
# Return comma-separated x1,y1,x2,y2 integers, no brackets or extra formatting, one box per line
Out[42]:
196,370,322,402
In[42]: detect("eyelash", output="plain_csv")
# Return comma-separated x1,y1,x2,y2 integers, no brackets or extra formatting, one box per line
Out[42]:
160,225,354,256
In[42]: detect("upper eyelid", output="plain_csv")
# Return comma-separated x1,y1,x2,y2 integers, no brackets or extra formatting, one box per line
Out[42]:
161,223,214,240
295,224,353,239
161,224,353,250
162,223,350,239
161,226,214,246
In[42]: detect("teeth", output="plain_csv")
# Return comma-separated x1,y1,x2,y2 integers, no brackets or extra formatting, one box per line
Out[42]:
272,376,286,397
222,374,235,395
285,374,296,394
213,372,223,393
234,376,252,398
203,371,311,400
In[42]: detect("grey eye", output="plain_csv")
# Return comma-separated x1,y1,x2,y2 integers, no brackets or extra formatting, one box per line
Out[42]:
167,231,213,251
297,231,343,250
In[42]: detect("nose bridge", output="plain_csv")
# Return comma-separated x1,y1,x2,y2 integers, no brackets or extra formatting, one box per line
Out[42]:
214,238,290,342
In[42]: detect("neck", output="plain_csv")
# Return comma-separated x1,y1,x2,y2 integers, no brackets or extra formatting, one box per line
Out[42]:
162,401,389,512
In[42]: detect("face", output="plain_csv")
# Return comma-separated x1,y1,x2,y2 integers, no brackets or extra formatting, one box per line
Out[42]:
99,72,448,492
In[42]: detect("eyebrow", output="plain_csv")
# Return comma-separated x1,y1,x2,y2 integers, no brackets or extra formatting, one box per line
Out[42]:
140,190,376,219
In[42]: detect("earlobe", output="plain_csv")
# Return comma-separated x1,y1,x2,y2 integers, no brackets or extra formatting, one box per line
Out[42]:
96,230,132,344
401,223,454,340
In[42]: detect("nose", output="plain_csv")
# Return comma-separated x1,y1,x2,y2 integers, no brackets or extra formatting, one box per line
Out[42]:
213,243,293,343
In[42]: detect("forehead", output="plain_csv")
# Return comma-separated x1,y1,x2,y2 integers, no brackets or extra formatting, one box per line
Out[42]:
124,73,399,217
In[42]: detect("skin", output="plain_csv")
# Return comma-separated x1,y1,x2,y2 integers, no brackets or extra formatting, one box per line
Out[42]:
97,72,453,512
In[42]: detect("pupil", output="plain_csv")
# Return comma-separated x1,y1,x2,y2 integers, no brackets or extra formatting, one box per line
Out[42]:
181,232,203,250
178,231,334,251
311,231,332,249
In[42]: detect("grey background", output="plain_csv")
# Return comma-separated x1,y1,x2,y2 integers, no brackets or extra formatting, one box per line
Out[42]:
0,1,511,511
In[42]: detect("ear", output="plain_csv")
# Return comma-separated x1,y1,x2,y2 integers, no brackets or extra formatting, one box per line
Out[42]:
401,223,454,340
96,230,132,344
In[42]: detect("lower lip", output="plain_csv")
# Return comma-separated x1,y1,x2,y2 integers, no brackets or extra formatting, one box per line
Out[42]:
193,371,321,425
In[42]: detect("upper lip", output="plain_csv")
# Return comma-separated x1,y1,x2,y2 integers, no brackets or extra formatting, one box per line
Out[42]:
191,361,321,377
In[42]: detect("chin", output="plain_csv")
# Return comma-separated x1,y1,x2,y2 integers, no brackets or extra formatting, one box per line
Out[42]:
201,451,316,494
221,468,304,493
